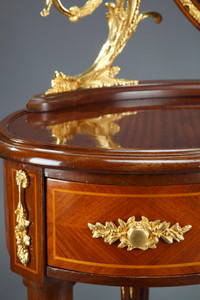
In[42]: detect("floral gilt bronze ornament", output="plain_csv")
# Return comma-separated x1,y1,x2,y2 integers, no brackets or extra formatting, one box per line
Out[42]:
41,0,162,94
88,216,192,251
15,170,30,266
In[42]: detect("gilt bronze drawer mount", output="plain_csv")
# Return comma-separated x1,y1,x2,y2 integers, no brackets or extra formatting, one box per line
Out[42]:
88,216,192,251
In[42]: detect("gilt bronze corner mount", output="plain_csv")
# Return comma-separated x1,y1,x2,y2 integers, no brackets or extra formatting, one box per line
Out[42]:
15,170,30,267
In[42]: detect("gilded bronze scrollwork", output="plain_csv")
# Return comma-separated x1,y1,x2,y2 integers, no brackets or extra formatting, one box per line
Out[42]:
180,0,200,24
41,0,162,93
174,0,200,29
179,0,200,22
15,170,30,266
88,216,192,251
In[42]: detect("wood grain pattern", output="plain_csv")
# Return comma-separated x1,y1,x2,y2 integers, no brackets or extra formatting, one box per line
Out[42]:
4,160,45,283
45,168,200,186
2,82,200,295
47,266,200,287
26,80,200,112
0,81,200,174
47,179,200,277
23,278,74,300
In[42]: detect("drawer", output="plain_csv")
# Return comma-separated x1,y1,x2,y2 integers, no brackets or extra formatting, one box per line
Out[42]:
47,179,200,277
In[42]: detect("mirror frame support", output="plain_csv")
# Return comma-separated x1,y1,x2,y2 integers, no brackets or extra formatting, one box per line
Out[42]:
174,0,200,30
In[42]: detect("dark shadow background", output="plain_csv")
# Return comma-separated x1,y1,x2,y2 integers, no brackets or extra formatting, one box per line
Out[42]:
0,0,200,299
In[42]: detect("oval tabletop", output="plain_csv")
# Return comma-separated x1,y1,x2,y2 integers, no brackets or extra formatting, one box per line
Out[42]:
1,80,200,174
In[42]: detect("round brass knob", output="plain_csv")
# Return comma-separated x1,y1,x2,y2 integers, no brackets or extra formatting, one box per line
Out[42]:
128,226,149,248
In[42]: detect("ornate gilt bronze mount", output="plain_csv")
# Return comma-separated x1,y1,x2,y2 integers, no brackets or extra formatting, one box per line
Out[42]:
15,170,30,266
88,216,192,251
176,0,200,29
41,0,162,94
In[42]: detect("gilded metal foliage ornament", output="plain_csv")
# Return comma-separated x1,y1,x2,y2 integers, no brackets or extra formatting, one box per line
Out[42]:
41,0,162,94
179,0,200,23
15,170,30,266
88,216,192,251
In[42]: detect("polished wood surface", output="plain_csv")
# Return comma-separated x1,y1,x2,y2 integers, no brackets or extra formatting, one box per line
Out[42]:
23,278,74,300
4,160,46,283
47,179,199,278
45,168,200,186
0,81,200,174
26,80,200,112
7,106,200,150
47,266,200,287
1,82,200,299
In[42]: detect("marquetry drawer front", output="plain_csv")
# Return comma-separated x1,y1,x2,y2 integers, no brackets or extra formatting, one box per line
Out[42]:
46,179,200,277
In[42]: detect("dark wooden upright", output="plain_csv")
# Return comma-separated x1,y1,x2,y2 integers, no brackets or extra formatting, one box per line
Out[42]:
1,80,200,299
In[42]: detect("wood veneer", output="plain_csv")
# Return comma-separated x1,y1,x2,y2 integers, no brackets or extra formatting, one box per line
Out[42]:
1,81,200,299
46,179,200,278
23,278,74,300
1,81,200,175
26,80,200,112
46,266,200,287
4,160,46,283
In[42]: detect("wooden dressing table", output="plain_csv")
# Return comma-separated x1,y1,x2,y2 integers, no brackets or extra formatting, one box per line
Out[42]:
1,81,200,299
